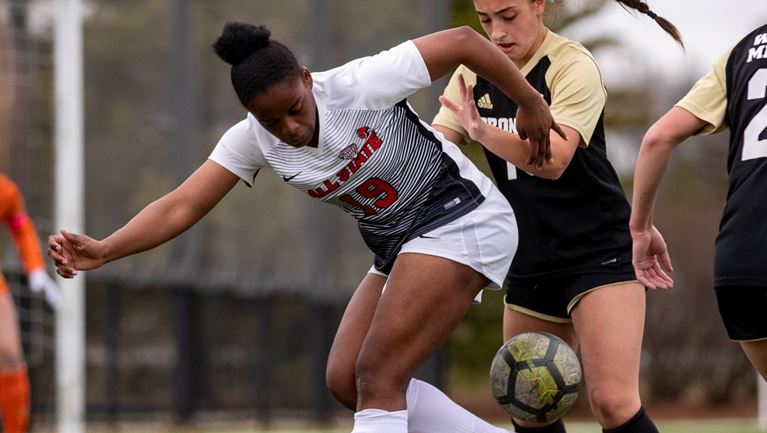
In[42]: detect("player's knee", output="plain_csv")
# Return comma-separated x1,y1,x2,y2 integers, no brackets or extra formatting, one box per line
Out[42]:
354,353,384,393
354,350,406,401
325,361,357,410
587,383,640,427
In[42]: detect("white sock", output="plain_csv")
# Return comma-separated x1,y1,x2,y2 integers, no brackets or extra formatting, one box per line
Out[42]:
407,379,510,433
351,408,408,433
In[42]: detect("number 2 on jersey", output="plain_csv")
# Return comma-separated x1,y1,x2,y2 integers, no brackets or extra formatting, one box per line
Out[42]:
743,68,767,161
339,178,398,216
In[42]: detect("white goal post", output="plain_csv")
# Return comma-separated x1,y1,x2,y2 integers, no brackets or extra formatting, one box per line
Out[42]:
54,1,84,433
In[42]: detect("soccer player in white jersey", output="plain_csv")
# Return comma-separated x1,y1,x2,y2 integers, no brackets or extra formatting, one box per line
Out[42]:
48,22,565,433
631,23,767,382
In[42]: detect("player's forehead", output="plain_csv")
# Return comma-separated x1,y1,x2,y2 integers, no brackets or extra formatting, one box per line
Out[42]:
247,78,304,120
474,0,528,15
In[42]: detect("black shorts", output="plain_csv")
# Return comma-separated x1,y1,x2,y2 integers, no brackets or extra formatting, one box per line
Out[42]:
715,286,767,341
504,266,638,322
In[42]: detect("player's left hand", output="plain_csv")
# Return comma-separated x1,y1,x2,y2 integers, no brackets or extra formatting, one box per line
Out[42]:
438,74,486,143
28,268,62,310
631,225,674,290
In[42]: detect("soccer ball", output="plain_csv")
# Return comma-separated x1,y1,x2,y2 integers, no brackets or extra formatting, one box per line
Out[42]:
490,331,582,423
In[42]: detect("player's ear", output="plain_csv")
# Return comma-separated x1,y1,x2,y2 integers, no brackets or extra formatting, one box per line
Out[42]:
301,67,313,89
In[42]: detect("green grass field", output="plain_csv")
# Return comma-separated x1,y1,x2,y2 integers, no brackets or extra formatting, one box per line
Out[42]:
569,420,765,433
171,419,764,433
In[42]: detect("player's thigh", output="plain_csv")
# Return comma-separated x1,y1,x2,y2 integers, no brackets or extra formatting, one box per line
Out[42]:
570,281,645,391
357,253,487,384
0,290,24,367
504,275,577,346
740,340,767,382
502,307,577,350
326,273,386,388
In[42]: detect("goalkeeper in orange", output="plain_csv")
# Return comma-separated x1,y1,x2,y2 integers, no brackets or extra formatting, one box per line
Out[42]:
0,173,59,433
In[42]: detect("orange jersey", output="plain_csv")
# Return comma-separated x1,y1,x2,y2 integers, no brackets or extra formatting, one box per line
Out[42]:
0,175,44,273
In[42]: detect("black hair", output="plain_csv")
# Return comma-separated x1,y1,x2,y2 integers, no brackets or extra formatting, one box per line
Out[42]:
213,22,302,106
613,0,684,47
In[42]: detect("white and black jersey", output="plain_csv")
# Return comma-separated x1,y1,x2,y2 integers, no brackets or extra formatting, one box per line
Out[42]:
210,41,495,273
677,23,767,287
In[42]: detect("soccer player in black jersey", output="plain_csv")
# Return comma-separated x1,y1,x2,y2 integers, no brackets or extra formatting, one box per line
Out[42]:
48,22,565,433
433,1,682,433
631,23,767,382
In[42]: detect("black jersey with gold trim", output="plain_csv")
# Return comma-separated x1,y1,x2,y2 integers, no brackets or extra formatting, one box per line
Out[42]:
715,23,767,287
473,58,632,280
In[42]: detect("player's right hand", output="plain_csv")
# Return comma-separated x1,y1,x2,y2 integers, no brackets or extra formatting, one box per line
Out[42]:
631,225,674,290
47,229,106,278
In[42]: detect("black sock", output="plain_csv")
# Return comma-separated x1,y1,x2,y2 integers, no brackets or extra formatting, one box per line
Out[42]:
512,418,566,433
603,407,659,433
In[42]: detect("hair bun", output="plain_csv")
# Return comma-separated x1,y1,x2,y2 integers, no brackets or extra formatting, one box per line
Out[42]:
213,22,271,66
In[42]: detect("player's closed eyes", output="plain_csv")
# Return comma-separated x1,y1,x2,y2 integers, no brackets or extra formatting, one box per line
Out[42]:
259,119,279,127
478,13,516,24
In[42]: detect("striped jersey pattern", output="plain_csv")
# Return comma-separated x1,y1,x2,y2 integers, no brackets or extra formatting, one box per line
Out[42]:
210,41,494,272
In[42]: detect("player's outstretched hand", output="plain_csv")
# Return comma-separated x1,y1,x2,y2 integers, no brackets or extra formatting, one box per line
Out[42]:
439,74,486,142
631,225,674,290
47,229,106,279
515,94,566,167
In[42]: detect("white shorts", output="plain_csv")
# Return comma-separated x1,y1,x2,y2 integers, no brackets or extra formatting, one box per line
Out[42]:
368,186,517,298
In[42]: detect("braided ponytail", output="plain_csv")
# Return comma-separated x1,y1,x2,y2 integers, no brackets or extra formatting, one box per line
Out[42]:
614,0,684,47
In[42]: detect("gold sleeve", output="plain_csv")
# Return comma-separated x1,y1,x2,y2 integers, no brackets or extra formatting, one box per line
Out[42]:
675,50,731,135
432,65,477,141
545,49,606,147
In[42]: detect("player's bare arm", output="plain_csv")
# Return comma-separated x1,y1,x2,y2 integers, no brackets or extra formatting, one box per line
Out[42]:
412,26,566,166
630,107,708,234
630,107,708,289
48,160,239,278
438,74,580,179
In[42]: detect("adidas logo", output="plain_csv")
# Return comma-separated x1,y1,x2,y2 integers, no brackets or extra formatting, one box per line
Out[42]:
477,93,493,109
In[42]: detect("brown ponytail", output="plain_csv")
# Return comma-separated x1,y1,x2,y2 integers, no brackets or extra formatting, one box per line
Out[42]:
614,0,684,47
